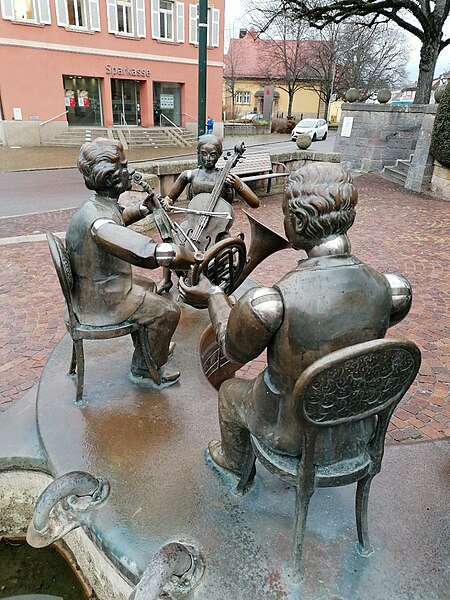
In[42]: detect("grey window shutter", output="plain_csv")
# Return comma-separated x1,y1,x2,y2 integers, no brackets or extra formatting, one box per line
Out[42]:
37,0,51,23
151,0,160,39
189,3,197,44
211,8,219,47
1,0,15,19
176,2,184,43
55,0,69,26
136,0,146,37
107,0,118,33
89,0,100,30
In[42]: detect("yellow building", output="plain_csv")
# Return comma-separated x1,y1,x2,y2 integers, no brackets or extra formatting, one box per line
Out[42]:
224,30,324,121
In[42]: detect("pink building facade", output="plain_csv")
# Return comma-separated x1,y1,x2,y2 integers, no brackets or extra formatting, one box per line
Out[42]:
0,0,224,145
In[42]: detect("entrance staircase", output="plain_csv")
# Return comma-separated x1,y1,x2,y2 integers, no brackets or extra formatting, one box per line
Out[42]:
43,126,197,148
381,155,413,186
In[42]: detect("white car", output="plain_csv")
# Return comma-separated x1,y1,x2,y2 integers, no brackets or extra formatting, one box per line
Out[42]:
239,113,264,121
291,118,328,142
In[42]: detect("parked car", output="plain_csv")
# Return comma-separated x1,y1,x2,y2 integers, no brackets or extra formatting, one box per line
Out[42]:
240,113,265,121
291,118,328,141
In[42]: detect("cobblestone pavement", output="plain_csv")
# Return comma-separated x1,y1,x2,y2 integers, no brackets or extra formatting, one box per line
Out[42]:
0,174,449,443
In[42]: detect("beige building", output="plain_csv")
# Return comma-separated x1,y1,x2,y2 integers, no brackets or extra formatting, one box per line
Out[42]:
224,29,324,121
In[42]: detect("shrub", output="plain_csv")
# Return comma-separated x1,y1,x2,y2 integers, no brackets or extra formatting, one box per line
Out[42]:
430,84,450,168
271,117,296,134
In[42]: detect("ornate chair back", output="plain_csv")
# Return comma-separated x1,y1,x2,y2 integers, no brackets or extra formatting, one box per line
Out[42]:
237,338,421,574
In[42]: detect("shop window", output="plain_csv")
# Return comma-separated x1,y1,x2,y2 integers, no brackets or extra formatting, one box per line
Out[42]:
235,91,250,105
1,0,51,24
107,0,145,37
55,0,100,30
151,0,184,43
188,4,219,47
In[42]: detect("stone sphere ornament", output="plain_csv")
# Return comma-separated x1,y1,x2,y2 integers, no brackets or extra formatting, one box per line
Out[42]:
296,134,312,149
434,85,447,103
377,88,391,104
345,88,359,102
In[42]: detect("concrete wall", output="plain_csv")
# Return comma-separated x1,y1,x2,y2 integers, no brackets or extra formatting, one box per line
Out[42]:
333,103,437,173
430,161,450,201
138,149,341,198
224,123,270,136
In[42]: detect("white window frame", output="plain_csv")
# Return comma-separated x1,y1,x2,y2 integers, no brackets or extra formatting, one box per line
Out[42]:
1,0,51,24
151,0,184,42
55,0,100,31
107,0,145,36
116,0,133,34
188,4,220,47
235,91,251,105
159,0,174,40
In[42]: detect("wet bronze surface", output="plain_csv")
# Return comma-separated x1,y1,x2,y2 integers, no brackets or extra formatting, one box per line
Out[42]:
33,303,450,599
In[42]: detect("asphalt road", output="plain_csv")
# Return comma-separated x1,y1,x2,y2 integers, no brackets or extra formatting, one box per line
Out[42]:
0,133,336,217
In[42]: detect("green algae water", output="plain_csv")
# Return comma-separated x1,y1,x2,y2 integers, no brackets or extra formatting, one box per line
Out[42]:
0,539,89,599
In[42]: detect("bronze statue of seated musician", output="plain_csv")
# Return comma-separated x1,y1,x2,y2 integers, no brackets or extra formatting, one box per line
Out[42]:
179,162,413,476
65,138,196,387
157,134,260,293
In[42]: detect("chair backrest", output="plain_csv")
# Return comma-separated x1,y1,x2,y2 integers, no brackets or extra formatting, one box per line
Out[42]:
295,339,421,429
46,232,78,331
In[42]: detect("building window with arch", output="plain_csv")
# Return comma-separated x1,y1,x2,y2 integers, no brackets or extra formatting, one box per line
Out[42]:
235,91,251,105
0,0,51,24
55,0,100,30
151,0,184,43
188,4,220,47
107,0,145,37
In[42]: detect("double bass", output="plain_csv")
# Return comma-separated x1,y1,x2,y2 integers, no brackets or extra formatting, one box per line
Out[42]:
177,142,246,252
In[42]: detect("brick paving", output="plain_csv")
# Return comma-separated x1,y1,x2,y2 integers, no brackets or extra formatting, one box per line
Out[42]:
0,174,448,443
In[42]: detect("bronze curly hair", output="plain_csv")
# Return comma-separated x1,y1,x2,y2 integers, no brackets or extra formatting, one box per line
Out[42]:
285,162,358,239
78,138,125,195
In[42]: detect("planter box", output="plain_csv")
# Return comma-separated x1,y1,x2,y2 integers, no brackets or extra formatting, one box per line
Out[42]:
224,123,270,136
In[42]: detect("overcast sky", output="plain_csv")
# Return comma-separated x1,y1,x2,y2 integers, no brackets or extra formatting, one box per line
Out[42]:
224,0,450,81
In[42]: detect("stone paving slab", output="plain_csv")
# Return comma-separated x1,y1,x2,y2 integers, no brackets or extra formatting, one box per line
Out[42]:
0,174,448,444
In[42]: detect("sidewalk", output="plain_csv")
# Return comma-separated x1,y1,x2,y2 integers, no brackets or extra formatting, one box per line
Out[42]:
0,134,289,172
0,157,448,444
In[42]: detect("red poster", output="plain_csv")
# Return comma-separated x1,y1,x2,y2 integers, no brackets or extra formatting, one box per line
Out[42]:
83,98,90,107
69,97,76,107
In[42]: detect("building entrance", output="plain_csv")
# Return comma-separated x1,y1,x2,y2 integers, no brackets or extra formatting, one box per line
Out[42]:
111,79,141,126
63,75,102,126
153,82,181,127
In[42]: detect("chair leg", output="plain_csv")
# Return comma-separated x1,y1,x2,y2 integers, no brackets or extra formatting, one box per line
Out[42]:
69,343,77,375
355,474,374,556
137,329,161,386
235,446,256,496
74,340,85,404
292,469,315,575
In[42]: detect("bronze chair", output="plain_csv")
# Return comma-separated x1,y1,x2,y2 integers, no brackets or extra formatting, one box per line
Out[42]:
236,338,421,574
46,233,160,403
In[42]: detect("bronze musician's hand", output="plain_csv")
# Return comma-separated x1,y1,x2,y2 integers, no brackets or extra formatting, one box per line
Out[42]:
170,245,196,271
141,193,156,212
161,196,174,212
178,274,220,309
225,173,240,189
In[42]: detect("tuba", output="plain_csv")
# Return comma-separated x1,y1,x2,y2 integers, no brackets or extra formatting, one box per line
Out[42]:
191,211,291,295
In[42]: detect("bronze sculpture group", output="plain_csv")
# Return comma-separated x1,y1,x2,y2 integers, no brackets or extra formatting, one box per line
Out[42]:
58,136,418,568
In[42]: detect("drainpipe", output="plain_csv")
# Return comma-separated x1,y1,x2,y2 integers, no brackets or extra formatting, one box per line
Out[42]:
197,0,208,140
130,542,204,600
27,471,110,548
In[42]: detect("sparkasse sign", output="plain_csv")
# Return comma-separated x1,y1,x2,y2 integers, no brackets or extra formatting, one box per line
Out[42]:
105,64,151,77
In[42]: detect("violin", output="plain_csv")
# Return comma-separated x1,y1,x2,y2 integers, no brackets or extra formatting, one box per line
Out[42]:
179,142,246,252
132,173,173,243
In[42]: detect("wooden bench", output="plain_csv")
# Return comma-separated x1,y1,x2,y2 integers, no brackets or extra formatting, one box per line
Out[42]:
217,152,290,193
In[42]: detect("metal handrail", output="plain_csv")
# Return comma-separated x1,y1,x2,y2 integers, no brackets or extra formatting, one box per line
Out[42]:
120,112,131,143
159,112,183,132
40,111,68,126
182,112,198,123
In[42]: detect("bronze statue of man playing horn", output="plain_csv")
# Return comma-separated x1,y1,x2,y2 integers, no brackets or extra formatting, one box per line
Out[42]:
180,162,412,476
66,138,195,387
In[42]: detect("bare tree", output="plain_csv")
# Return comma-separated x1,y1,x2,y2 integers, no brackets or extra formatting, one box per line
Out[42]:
276,0,450,103
259,17,315,118
223,30,241,120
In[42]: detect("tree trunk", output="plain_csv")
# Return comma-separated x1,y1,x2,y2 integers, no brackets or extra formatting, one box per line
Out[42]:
287,92,294,118
414,37,441,104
